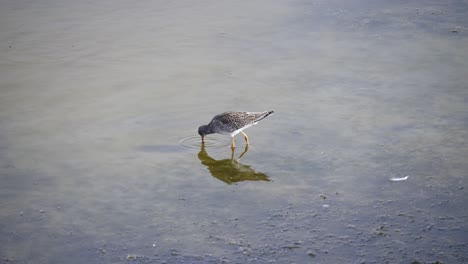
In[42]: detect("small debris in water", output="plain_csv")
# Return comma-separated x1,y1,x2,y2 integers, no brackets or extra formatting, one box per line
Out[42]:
322,204,330,208
390,176,409,181
375,225,388,236
307,250,316,257
283,244,301,249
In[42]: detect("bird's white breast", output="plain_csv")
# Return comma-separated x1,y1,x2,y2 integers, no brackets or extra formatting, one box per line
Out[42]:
229,123,255,137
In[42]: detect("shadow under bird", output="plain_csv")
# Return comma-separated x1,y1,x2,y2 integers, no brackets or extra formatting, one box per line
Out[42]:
198,111,274,148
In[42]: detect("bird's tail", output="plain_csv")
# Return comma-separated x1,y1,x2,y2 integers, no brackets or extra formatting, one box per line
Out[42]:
254,110,274,123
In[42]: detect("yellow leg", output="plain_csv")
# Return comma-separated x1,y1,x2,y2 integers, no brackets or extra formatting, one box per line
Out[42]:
238,144,249,159
231,146,235,160
231,137,235,149
241,131,249,145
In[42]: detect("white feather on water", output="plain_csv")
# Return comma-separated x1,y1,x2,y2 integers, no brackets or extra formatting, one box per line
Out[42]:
390,176,409,181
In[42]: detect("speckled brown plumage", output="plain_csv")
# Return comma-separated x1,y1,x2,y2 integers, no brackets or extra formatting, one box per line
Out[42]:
198,111,274,148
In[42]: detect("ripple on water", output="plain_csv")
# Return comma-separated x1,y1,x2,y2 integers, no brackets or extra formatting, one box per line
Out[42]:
178,134,230,150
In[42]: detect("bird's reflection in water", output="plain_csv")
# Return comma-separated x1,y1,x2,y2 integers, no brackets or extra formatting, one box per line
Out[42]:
198,144,270,184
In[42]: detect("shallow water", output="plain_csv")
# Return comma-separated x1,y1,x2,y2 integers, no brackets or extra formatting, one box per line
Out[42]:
1,0,468,263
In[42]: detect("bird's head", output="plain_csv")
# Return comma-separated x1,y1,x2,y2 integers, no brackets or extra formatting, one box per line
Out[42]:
198,125,209,142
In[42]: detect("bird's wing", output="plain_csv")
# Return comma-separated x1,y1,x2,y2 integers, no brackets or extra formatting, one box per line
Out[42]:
210,112,252,130
249,111,272,123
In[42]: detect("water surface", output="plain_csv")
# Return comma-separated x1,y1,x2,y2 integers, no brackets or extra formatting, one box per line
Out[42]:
1,0,468,263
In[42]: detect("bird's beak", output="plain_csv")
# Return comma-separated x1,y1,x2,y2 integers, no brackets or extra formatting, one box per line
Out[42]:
201,135,205,143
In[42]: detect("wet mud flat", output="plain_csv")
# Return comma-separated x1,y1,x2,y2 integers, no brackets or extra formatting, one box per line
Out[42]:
1,0,468,263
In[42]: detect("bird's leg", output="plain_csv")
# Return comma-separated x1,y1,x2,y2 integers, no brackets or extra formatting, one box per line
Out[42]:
238,144,249,159
241,131,249,145
231,137,235,149
231,146,235,160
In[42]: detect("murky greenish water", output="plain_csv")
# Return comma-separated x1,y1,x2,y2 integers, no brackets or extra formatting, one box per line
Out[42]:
1,0,468,263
